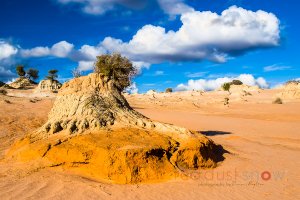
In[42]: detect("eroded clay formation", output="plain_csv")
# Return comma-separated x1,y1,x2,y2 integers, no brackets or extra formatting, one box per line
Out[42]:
7,73,224,183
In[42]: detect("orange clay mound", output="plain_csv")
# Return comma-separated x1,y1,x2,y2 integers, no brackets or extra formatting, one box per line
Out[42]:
6,73,224,184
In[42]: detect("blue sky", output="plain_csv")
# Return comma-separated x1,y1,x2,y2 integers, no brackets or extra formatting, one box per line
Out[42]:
0,0,299,93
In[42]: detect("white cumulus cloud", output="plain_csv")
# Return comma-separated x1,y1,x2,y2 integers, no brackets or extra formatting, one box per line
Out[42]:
0,41,18,60
13,6,280,74
77,61,94,71
176,74,269,91
101,6,280,64
157,0,194,16
21,41,74,58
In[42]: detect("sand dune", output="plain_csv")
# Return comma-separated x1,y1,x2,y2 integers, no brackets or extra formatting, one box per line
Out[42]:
0,86,299,199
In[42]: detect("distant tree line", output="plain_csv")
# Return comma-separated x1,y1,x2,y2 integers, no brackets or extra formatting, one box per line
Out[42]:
16,65,59,82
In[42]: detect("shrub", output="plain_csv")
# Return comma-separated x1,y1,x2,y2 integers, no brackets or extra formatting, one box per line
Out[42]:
4,99,11,104
46,69,58,81
0,89,7,95
72,68,82,78
273,97,283,104
16,65,26,77
286,80,300,85
224,97,229,105
165,88,173,93
222,83,231,91
231,80,243,85
94,53,137,91
26,68,39,81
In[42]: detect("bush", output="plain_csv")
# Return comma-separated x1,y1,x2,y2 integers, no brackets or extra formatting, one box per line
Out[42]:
165,88,173,93
26,68,39,81
273,97,283,104
286,80,300,85
16,65,26,77
222,83,231,91
0,89,7,95
94,53,137,91
72,68,82,78
231,80,243,85
224,97,229,105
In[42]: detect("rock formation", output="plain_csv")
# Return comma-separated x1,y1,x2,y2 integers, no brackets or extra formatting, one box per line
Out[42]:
36,79,62,93
277,81,300,100
9,77,37,89
7,73,224,184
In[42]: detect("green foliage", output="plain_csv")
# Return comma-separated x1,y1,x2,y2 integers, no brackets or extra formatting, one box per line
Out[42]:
273,97,283,104
94,53,137,91
46,69,58,81
222,83,231,91
165,88,173,93
16,65,26,77
231,80,243,85
26,68,39,80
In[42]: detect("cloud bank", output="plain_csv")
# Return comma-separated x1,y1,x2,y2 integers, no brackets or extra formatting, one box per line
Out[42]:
102,6,279,64
176,74,269,91
17,6,280,73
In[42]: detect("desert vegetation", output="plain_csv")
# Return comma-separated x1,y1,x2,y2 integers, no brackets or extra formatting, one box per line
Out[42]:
222,80,244,91
286,80,300,84
273,97,283,104
222,82,231,91
0,89,7,95
16,65,39,81
94,53,137,91
72,68,82,78
165,88,173,93
46,69,59,81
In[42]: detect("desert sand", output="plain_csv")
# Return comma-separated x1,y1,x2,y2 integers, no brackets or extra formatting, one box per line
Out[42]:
0,83,299,199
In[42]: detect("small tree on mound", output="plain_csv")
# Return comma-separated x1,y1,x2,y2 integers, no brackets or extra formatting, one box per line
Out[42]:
26,68,39,81
46,69,58,81
165,88,173,93
16,65,26,77
94,53,137,91
222,83,231,91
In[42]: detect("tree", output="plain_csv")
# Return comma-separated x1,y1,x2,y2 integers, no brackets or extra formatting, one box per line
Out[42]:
94,53,137,91
222,83,231,91
16,65,26,77
26,68,39,81
46,69,58,81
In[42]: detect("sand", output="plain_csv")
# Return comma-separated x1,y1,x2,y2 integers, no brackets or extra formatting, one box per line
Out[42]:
0,87,299,199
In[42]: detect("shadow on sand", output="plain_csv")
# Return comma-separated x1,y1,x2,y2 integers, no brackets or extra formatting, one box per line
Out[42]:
196,130,231,162
199,130,232,136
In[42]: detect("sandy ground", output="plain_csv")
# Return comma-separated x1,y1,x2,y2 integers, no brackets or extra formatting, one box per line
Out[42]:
0,88,299,200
